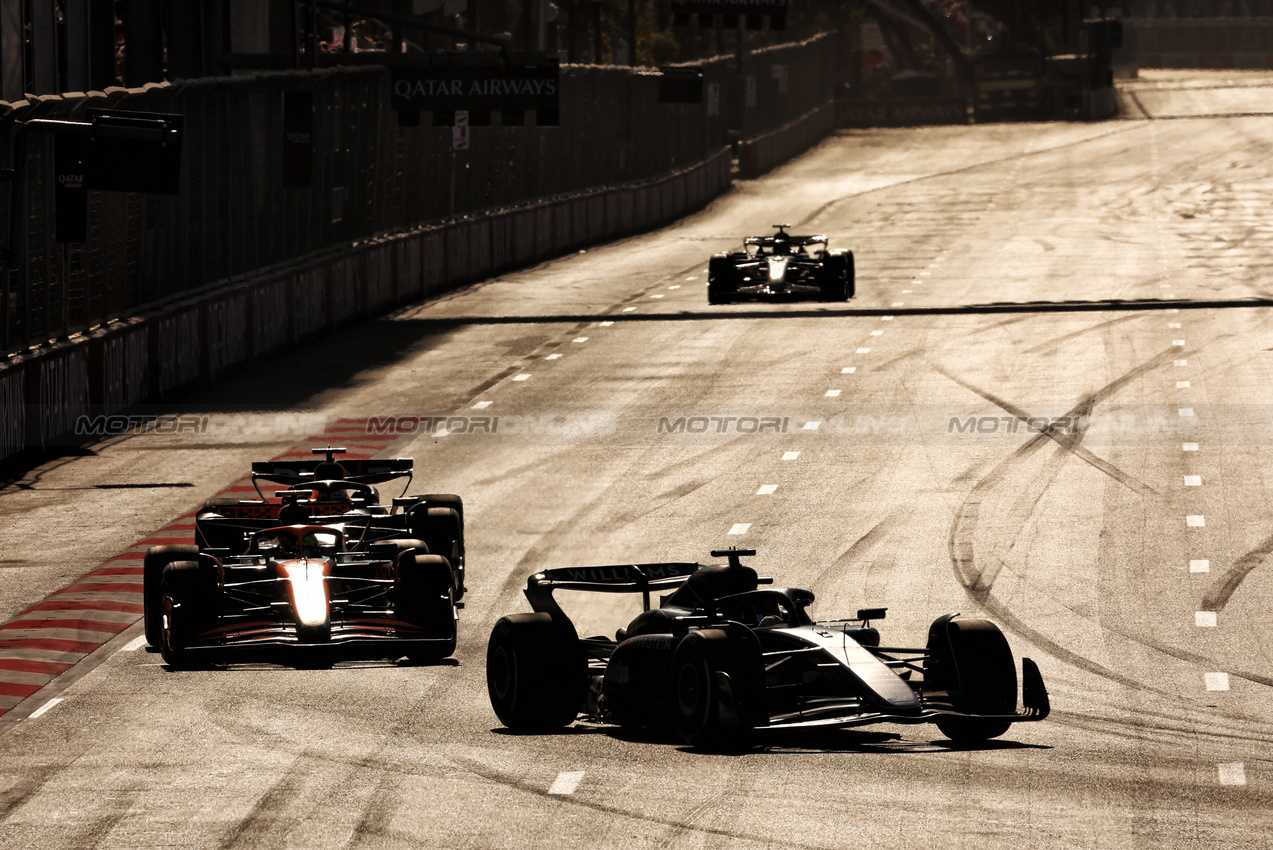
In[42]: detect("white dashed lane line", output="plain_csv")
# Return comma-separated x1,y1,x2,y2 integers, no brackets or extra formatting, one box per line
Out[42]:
573,337,588,343
803,421,821,431
1218,763,1247,786
512,374,531,382
548,772,586,795
27,698,63,720
1178,408,1195,417
1175,359,1188,366
870,330,883,336
841,367,856,374
756,485,778,495
545,354,562,360
600,321,614,327
856,347,870,354
1183,442,1199,451
781,451,800,461
1205,672,1230,691
728,524,751,535
881,316,893,321
472,400,493,409
1190,559,1210,573
1169,322,1181,328
1187,515,1206,527
1177,381,1191,388
1184,476,1202,486
825,390,841,397
1196,612,1217,627
121,635,147,652
1173,339,1186,347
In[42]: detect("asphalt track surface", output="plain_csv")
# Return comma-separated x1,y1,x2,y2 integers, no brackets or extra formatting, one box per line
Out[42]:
3,73,1273,847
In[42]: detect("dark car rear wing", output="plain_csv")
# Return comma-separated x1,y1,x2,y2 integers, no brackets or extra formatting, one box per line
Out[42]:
251,458,414,486
525,562,704,617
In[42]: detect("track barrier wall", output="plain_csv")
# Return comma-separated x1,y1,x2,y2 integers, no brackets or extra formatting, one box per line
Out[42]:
0,35,846,470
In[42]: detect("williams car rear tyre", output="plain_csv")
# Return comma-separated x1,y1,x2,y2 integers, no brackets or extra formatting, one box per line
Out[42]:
487,613,586,731
671,629,763,752
927,616,1017,742
144,544,199,648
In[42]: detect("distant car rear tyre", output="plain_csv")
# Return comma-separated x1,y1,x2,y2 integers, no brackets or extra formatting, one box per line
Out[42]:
671,629,763,752
927,616,1016,742
160,560,216,669
487,613,586,731
144,544,199,648
844,250,855,299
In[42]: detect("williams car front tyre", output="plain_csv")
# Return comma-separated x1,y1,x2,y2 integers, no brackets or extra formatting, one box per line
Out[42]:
671,629,763,752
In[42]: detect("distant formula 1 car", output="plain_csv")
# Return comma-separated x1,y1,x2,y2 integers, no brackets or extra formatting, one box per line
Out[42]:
707,225,854,304
487,549,1048,750
142,448,464,665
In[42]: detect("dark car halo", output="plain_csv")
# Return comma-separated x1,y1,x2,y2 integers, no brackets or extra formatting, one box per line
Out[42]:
487,548,1049,751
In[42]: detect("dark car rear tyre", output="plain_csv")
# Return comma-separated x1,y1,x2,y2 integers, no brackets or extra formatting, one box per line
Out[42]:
487,613,586,731
144,544,199,648
160,560,217,669
415,507,465,599
671,629,763,752
927,617,1016,742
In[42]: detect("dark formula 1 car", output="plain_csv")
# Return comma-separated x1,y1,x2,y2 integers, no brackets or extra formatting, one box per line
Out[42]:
142,448,464,664
155,524,457,668
487,549,1049,750
707,225,854,304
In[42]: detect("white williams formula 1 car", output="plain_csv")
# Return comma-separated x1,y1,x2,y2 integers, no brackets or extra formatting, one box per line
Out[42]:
487,549,1049,750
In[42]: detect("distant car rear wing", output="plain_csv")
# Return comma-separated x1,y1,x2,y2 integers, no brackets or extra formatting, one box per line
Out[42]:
525,562,704,616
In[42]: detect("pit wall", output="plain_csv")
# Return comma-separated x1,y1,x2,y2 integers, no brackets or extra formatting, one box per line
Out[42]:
0,149,732,468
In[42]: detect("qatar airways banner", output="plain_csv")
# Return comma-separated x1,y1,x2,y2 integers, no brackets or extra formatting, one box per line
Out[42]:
390,60,560,112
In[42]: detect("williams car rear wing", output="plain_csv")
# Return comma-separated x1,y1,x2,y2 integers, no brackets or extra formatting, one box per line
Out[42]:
525,562,703,617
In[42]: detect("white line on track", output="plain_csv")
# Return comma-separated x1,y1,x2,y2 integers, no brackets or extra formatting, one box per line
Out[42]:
1205,672,1230,691
756,485,778,495
472,400,493,409
881,316,894,321
685,276,697,280
1190,559,1210,573
28,698,63,719
1174,359,1188,366
1173,339,1186,347
782,451,800,461
122,635,147,652
891,302,904,307
728,523,751,535
513,374,531,382
870,330,883,336
856,347,870,354
842,367,856,374
803,421,821,431
650,294,664,299
1187,515,1206,527
1183,442,1199,451
1168,322,1181,328
600,321,614,327
622,307,636,312
902,289,912,294
1178,408,1195,417
1177,381,1191,388
1196,612,1217,627
1218,763,1246,786
825,390,841,397
668,285,681,289
545,354,562,360
573,337,588,343
548,771,586,795
1184,475,1202,486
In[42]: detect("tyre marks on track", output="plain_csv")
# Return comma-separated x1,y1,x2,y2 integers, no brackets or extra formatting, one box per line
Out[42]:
0,419,401,720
